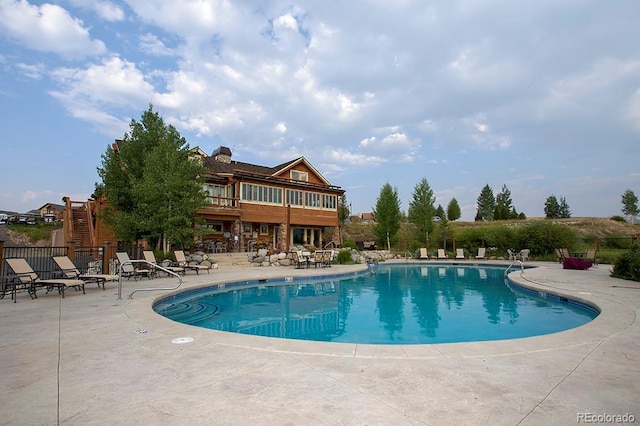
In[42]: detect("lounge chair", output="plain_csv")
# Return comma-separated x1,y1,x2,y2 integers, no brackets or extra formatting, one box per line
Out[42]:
143,250,184,276
437,249,448,260
475,247,486,260
116,252,152,281
561,248,571,261
419,248,429,260
555,248,564,263
507,249,518,261
455,248,465,260
584,249,597,265
4,258,85,300
173,250,210,274
52,255,119,290
519,249,530,262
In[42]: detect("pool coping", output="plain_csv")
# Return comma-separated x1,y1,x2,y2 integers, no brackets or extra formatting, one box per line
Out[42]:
125,261,636,360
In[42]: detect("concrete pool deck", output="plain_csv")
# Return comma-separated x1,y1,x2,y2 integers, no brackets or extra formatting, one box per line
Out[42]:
1,261,638,425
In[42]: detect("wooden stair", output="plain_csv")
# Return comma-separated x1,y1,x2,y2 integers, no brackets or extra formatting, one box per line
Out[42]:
71,207,92,247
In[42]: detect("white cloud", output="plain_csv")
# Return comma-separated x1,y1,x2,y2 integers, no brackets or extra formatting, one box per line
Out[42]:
139,33,175,57
50,56,154,107
275,122,287,133
67,0,125,22
0,0,106,59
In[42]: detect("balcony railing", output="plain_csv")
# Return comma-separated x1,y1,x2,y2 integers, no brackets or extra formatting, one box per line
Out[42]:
204,196,238,208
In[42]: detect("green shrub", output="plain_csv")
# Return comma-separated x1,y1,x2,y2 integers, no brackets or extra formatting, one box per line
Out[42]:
611,242,640,282
519,221,578,257
610,215,627,223
337,249,353,264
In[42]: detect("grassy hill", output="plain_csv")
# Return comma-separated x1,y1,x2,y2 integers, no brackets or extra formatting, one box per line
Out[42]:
342,217,639,263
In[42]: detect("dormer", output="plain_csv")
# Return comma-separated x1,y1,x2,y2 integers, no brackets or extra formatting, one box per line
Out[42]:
212,146,232,164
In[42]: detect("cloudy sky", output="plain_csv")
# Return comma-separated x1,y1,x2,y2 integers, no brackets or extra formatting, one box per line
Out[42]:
1,0,638,220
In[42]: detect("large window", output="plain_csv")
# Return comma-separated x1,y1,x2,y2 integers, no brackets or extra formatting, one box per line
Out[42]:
305,192,321,208
322,194,337,209
241,183,282,204
203,184,232,206
286,189,303,206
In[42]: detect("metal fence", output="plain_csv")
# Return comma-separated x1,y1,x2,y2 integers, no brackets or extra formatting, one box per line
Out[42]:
1,242,148,280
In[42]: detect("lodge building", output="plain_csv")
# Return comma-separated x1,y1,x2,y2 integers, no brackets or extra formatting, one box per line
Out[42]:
197,146,344,253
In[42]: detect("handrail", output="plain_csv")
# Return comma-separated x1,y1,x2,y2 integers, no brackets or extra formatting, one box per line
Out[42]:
504,259,524,277
117,259,183,300
404,250,412,261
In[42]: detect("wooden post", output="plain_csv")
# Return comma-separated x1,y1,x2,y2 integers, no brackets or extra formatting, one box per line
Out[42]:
102,241,111,275
0,240,4,276
67,241,76,262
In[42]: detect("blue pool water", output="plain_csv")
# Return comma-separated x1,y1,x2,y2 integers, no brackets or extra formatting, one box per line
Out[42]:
153,264,599,344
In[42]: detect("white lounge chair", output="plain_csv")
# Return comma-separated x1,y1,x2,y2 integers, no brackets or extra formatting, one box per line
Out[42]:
437,249,448,260
475,247,486,260
53,255,119,290
455,249,465,260
116,252,152,281
173,250,210,274
419,248,429,260
143,250,184,276
5,258,86,300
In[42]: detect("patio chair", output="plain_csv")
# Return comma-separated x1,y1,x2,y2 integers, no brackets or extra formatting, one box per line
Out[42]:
507,249,518,261
437,249,448,260
143,250,184,276
4,258,85,300
291,251,305,269
116,252,152,281
455,248,465,260
313,250,324,268
519,249,530,262
52,256,119,290
561,248,571,261
419,248,429,260
322,250,333,268
173,250,210,274
475,247,486,260
584,249,597,265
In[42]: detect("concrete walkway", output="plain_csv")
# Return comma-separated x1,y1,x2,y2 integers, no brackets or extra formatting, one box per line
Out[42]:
1,261,638,425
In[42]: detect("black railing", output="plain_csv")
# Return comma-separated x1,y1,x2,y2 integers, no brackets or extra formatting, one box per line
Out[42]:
1,245,122,280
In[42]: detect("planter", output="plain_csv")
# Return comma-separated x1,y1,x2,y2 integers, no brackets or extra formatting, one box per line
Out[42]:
563,257,593,270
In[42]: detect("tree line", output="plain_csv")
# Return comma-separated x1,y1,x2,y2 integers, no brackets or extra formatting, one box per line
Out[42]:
357,179,639,251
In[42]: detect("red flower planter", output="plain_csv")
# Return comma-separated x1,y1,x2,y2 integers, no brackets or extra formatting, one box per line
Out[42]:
563,257,593,270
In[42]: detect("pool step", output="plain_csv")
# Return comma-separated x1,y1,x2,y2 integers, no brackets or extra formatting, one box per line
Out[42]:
208,252,252,269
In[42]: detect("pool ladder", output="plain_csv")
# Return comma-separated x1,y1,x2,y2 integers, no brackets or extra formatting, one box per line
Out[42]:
117,259,183,299
504,259,524,277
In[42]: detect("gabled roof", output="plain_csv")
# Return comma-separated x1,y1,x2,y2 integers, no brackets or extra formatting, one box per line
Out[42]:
38,203,65,212
271,157,331,186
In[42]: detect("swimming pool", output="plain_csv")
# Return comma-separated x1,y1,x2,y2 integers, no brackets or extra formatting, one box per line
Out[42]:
153,264,599,344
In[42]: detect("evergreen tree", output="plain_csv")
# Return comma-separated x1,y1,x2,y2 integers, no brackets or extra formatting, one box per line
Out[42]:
435,204,450,250
446,198,461,221
407,178,436,244
338,194,350,224
373,183,402,250
621,189,639,224
558,196,571,218
544,195,560,218
494,184,513,220
476,184,495,221
96,105,207,251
